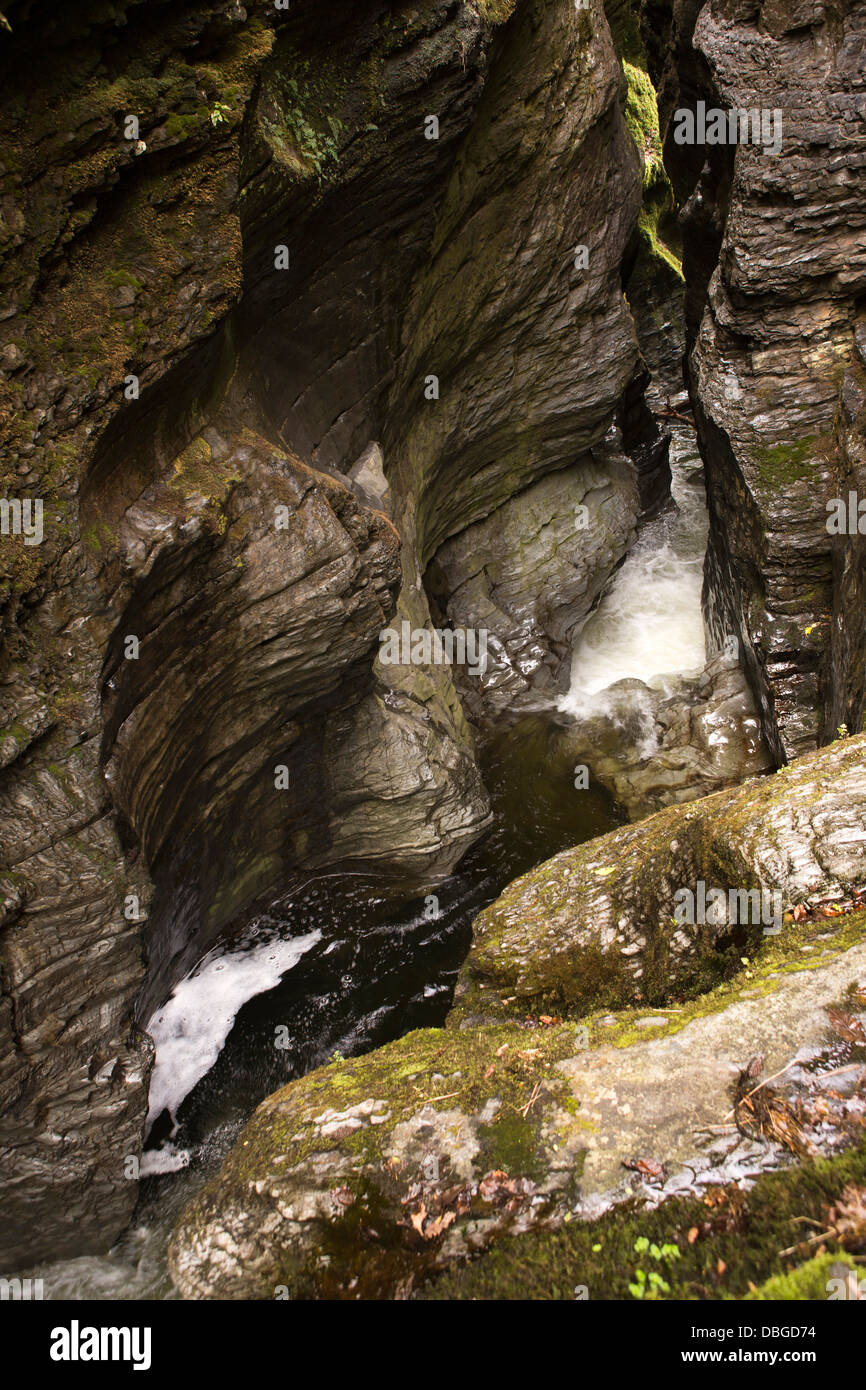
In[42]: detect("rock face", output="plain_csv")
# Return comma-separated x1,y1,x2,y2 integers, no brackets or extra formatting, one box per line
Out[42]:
556,650,772,820
429,453,641,719
658,0,866,760
95,424,404,1018
168,893,866,1299
0,0,661,1267
455,734,866,1020
1,0,278,1270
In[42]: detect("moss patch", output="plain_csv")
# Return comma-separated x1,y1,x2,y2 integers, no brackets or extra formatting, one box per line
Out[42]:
423,1141,866,1299
750,436,826,490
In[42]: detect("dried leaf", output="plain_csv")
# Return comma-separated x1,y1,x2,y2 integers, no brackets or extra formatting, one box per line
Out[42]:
623,1156,665,1181
424,1210,456,1240
827,1183,866,1252
827,1007,866,1045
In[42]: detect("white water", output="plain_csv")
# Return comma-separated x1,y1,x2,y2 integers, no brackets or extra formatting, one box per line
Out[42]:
145,925,321,1148
558,428,708,727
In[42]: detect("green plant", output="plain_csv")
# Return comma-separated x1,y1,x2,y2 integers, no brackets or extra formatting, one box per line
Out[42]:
628,1237,681,1299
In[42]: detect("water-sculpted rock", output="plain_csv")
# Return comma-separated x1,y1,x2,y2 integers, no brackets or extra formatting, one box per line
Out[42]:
456,735,866,1020
555,651,773,820
169,895,866,1298
0,0,656,1265
664,0,866,759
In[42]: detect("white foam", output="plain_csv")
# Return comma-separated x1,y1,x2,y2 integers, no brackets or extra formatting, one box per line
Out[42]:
559,430,708,717
144,928,321,1135
139,1141,191,1176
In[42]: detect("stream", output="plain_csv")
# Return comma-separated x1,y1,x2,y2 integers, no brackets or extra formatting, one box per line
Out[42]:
29,425,711,1300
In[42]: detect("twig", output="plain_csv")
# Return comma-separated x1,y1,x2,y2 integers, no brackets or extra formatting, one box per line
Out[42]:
724,1060,798,1120
813,1062,865,1081
655,410,697,427
520,1081,543,1119
778,1230,833,1259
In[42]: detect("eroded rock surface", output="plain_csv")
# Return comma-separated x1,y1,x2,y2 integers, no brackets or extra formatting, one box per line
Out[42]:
168,909,866,1299
0,0,659,1266
456,735,866,1020
556,650,772,820
671,1,866,758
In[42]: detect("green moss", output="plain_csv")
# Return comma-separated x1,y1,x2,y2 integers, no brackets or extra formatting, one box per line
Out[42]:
167,435,238,505
475,0,519,23
750,437,822,489
423,1141,866,1300
636,206,684,282
603,0,645,65
103,268,144,292
746,1251,862,1301
622,61,664,193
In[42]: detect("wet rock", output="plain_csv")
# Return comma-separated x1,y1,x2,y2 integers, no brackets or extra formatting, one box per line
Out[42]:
454,734,866,1019
557,650,772,819
429,452,641,719
0,0,647,1265
676,1,866,758
168,919,866,1298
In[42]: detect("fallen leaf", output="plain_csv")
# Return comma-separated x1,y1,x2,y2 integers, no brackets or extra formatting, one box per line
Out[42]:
687,1226,700,1245
424,1210,456,1239
410,1205,427,1236
827,1007,866,1045
827,1183,866,1252
622,1156,665,1181
484,1063,496,1079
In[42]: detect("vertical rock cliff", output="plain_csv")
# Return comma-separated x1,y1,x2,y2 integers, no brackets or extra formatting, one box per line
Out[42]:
0,0,661,1267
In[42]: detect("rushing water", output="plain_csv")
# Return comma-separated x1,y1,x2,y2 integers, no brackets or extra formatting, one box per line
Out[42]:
29,716,623,1299
558,425,708,739
26,424,712,1300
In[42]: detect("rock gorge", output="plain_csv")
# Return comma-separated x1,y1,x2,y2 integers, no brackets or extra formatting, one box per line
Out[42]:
0,0,865,1298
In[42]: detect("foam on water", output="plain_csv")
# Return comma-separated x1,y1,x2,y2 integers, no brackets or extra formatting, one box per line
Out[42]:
558,428,708,719
145,926,321,1137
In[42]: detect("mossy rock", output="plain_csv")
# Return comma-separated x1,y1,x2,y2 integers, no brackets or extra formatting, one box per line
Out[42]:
746,1251,863,1301
170,915,866,1299
168,1021,586,1299
454,735,866,1022
424,1142,866,1300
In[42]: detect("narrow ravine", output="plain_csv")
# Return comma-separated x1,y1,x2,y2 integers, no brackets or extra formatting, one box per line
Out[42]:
559,422,708,743
4,0,864,1314
32,426,717,1298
